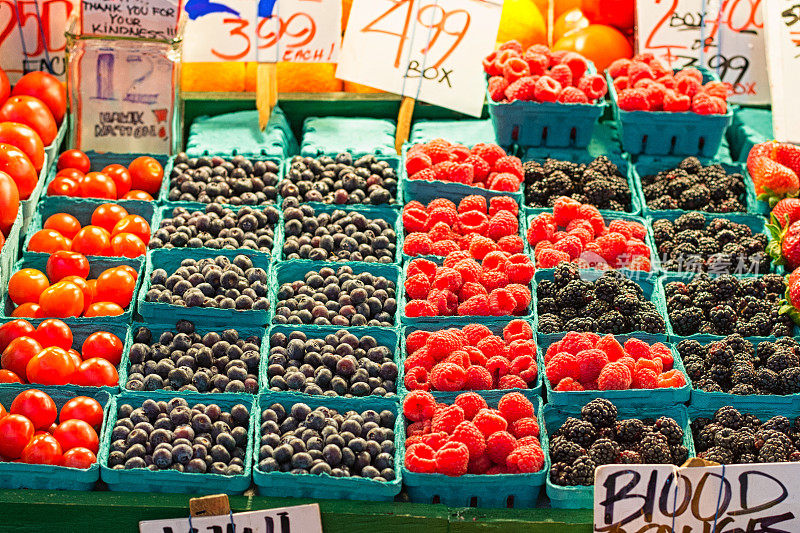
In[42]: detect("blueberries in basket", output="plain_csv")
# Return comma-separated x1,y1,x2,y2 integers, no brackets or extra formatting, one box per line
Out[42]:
125,322,261,393
282,205,397,263
145,255,270,311
109,398,250,474
273,265,396,326
258,402,396,480
168,153,280,205
150,204,280,252
267,329,397,397
279,154,397,206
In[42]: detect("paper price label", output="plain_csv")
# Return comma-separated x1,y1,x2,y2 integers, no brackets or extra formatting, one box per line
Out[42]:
0,0,76,83
765,0,800,142
336,0,503,117
182,0,341,63
80,0,182,40
139,504,322,533
636,0,769,104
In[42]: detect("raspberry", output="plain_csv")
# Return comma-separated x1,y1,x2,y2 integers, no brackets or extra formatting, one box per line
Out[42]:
404,365,429,391
407,258,437,280
445,350,470,369
432,161,458,182
553,234,583,259
442,250,471,268
403,233,433,256
516,436,540,448
534,75,562,102
676,76,701,98
432,267,463,292
625,240,650,260
663,89,691,112
526,213,556,245
451,259,481,285
406,152,433,177
465,155,490,183
467,236,496,260
428,198,457,211
426,205,459,229
489,196,519,217
423,139,453,164
546,351,580,385
507,445,544,473
488,288,516,316
403,206,428,233
524,51,549,76
405,273,432,300
477,334,507,358
503,57,531,83
497,234,524,254
595,232,627,263
623,338,651,360
434,441,469,476
649,343,673,370
451,420,486,458
576,348,609,384
431,404,465,434
406,330,430,354
468,453,492,474
628,256,651,271
464,346,487,366
406,348,434,372
450,163,474,184
465,365,493,390
505,76,538,101
618,356,636,374
458,294,491,316
458,195,487,214
487,211,519,240
458,210,489,235
430,362,467,391
606,219,632,239
557,86,589,104
704,81,729,100
461,324,491,345
486,430,517,464
499,374,527,389
431,240,460,256
405,300,437,317
613,76,629,93
635,357,663,375
498,392,534,422
628,61,654,85
404,390,437,422
420,431,449,451
675,66,703,83
641,82,666,110
657,369,686,388
486,355,511,383
578,74,607,100
548,64,573,88
545,342,561,363
428,288,458,315
406,443,437,473
428,221,455,242
510,417,540,438
498,40,523,53
459,282,488,305
504,319,533,343
618,88,650,111
595,334,625,362
453,392,486,418
632,368,658,389
503,254,534,285
561,52,588,80
692,93,726,115
490,173,522,192
493,156,524,180
553,196,582,226
473,408,508,438
510,353,536,381
488,76,509,101
536,248,570,268
554,377,585,391
559,332,594,355
608,58,631,78
482,250,510,272
597,362,633,390
470,143,506,166
426,330,464,359
506,284,531,314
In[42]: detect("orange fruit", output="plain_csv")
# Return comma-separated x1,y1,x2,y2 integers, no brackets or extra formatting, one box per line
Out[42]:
343,81,384,94
553,8,590,42
553,24,633,72
497,0,547,50
245,62,342,93
181,62,246,92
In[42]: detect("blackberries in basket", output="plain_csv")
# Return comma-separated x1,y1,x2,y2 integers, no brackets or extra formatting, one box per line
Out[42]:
107,397,250,474
126,321,261,393
549,399,686,486
692,407,800,464
258,402,396,480
523,156,632,211
279,153,397,206
267,329,397,397
641,157,747,213
283,205,397,263
274,265,396,326
665,273,792,337
652,212,770,274
146,255,270,311
151,204,280,252
679,335,800,394
536,263,666,335
168,153,280,205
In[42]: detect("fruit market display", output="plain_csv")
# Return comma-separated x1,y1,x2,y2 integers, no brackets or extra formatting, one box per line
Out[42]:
51,150,161,200
167,153,279,205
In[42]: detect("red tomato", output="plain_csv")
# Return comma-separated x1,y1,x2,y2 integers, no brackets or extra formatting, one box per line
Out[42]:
128,156,163,195
78,172,116,199
102,164,132,197
47,250,90,281
61,275,92,314
0,67,8,103
8,268,50,305
70,226,111,256
90,203,128,233
26,346,76,385
44,213,81,240
67,349,82,370
113,264,139,281
81,332,123,366
56,167,85,180
112,215,150,244
57,150,91,174
47,175,80,197
62,447,96,469
11,72,67,125
0,96,57,146
38,281,85,319
0,122,45,171
110,233,146,257
83,302,124,317
0,369,21,383
27,229,71,254
34,319,73,350
0,414,34,458
1,336,42,380
0,170,19,235
60,397,103,428
11,303,42,319
10,389,57,429
21,433,62,465
0,401,5,419
94,268,136,308
75,358,118,387
121,190,154,201
0,142,37,199
52,419,98,454
0,319,34,352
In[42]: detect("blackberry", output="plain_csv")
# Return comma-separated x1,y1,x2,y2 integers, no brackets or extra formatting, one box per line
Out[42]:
709,305,737,334
710,275,738,300
593,275,622,303
613,293,641,315
714,406,744,429
558,280,593,308
766,351,799,373
778,367,800,394
651,196,679,210
637,312,667,334
671,445,689,465
756,368,780,393
538,314,565,334
701,446,735,464
707,365,731,387
654,417,684,445
550,438,588,464
683,358,707,382
732,429,757,455
679,185,711,210
597,311,630,334
583,299,611,319
553,263,581,288
762,416,791,434
691,417,712,434
713,427,737,449
640,433,672,464
564,317,598,332
588,438,620,465
538,297,559,315
676,339,706,360
563,419,597,447
669,308,702,335
696,423,723,451
706,342,735,366
762,274,786,295
581,398,618,428
549,462,570,485
675,212,706,232
567,456,597,486
730,383,757,395
696,379,723,392
616,418,645,443
758,438,793,463
667,294,693,311
537,279,556,299
619,450,642,464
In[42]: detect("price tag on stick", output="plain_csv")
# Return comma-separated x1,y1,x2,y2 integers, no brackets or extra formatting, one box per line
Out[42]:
764,0,800,143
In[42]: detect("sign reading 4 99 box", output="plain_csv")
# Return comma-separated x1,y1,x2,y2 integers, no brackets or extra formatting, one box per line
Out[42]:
336,0,503,117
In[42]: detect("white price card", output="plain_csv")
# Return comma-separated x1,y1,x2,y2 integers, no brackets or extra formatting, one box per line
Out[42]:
0,0,76,83
182,0,340,63
765,0,800,143
80,0,182,40
635,0,770,105
336,0,504,117
138,504,323,533
594,463,800,531
70,39,178,153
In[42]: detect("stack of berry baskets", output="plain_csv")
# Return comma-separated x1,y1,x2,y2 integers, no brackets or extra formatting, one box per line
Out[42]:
299,117,400,159
408,118,497,148
401,389,549,508
484,42,608,149
185,107,297,159
606,55,733,158
544,398,694,509
0,208,23,289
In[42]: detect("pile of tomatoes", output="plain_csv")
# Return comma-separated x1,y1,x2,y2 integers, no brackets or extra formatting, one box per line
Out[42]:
28,203,151,258
0,319,121,387
49,149,163,201
8,251,138,319
0,389,102,467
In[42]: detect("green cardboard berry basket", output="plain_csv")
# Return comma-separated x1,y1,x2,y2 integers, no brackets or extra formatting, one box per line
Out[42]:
544,402,695,509
99,391,257,495
538,332,690,408
137,248,273,328
0,209,23,289
20,153,49,235
409,119,496,146
397,321,542,403
402,395,549,508
260,324,399,399
728,106,772,162
687,403,800,439
0,386,112,491
118,321,267,394
252,391,403,501
300,117,398,158
186,107,298,159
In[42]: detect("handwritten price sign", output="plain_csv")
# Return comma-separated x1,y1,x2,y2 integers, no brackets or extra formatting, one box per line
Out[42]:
764,0,800,142
139,504,322,533
336,0,503,117
0,0,75,83
636,0,770,104
182,0,340,62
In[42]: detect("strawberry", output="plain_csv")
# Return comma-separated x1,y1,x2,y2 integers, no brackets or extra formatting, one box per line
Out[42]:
776,143,800,175
782,220,800,269
748,141,800,198
772,198,800,227
788,266,800,291
790,278,800,309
